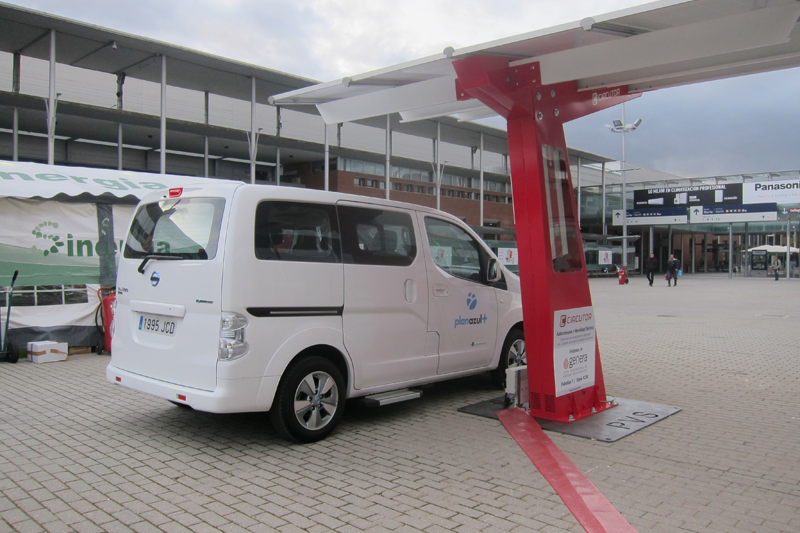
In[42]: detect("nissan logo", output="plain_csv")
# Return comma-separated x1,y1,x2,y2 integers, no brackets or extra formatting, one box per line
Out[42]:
150,271,160,287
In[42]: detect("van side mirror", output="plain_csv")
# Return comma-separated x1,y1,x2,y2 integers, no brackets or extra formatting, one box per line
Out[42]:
487,258,502,283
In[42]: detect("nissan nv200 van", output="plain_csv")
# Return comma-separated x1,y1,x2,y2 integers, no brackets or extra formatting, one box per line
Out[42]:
107,182,525,442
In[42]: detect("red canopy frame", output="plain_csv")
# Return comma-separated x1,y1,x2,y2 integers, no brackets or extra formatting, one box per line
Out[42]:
454,56,639,422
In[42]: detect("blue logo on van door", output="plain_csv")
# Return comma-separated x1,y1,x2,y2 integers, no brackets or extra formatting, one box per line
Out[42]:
455,293,487,329
150,271,160,287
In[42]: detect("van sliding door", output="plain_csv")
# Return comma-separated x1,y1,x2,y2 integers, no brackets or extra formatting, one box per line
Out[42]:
337,203,434,389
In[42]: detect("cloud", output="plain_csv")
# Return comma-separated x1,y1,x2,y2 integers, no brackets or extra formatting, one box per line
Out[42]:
565,67,800,177
8,0,650,80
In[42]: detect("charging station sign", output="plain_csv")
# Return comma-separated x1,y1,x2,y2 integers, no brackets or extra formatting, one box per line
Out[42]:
553,306,596,397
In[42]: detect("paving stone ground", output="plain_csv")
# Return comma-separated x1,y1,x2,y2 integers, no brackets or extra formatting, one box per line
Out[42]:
0,273,798,532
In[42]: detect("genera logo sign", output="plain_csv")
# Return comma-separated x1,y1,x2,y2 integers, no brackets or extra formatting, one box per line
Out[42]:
559,312,593,328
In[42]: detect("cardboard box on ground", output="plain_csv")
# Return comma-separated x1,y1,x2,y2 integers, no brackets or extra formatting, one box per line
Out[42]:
26,341,69,363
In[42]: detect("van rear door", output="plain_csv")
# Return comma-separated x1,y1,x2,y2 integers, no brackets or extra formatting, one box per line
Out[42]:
112,192,228,391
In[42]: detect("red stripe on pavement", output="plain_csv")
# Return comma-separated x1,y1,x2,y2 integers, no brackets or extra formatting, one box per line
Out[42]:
497,408,638,533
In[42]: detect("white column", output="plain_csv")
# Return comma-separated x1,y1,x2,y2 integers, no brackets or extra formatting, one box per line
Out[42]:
787,221,792,279
323,123,330,191
665,225,671,269
275,106,281,186
204,91,209,177
621,104,628,267
744,222,749,276
729,223,734,278
576,156,581,224
250,76,257,184
47,29,56,165
12,107,18,161
479,132,485,227
116,124,123,170
435,122,441,210
601,162,606,236
13,52,20,161
160,54,167,174
117,73,124,171
385,115,391,199
668,226,673,256
649,226,654,254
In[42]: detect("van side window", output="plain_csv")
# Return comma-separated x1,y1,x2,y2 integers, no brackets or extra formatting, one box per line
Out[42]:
338,206,416,267
424,217,487,283
254,201,341,263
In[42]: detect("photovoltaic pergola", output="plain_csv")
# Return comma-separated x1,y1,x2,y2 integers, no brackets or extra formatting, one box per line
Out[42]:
272,0,800,423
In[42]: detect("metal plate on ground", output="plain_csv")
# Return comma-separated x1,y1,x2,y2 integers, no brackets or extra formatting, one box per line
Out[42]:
458,397,681,442
457,396,511,418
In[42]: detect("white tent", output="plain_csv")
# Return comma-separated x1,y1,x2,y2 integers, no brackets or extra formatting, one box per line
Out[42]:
0,161,225,350
746,245,799,253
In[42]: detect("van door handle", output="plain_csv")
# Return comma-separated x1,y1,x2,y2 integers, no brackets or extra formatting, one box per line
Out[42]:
404,279,417,303
433,284,449,297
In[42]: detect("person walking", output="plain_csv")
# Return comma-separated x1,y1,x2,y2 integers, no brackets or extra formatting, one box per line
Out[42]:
772,255,782,281
667,254,680,287
645,253,658,287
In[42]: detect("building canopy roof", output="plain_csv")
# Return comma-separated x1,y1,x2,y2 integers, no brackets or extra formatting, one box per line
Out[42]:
0,1,315,101
0,1,524,156
272,0,800,126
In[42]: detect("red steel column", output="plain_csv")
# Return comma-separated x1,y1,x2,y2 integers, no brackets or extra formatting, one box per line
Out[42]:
453,56,638,422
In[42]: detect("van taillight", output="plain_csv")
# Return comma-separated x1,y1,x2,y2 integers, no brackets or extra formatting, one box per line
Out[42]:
219,311,249,361
169,187,183,198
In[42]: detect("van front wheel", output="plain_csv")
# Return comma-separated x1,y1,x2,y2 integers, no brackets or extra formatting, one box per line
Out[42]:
490,329,526,389
270,356,345,443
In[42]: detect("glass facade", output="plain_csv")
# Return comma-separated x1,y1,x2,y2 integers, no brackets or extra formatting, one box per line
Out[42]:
343,157,511,202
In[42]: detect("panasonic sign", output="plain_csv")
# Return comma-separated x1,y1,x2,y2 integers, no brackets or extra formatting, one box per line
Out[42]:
744,179,800,204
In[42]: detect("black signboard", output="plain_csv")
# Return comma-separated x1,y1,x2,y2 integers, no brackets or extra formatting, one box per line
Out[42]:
634,183,743,208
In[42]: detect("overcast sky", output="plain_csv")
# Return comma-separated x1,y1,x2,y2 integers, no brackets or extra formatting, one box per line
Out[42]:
7,0,800,178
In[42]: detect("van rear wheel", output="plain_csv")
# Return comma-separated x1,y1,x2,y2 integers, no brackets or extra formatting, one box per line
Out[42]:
490,329,525,389
270,356,345,443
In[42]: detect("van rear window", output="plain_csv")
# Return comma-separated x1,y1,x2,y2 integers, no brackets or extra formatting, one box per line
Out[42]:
254,201,341,263
124,198,225,260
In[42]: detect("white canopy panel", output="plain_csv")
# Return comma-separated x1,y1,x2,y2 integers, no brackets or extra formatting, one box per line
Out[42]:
271,0,800,125
0,161,224,202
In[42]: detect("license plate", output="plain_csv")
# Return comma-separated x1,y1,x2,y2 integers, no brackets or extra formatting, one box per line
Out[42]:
138,313,177,336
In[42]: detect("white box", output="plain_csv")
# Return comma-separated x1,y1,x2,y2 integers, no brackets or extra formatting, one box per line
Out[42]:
29,341,69,363
27,341,55,361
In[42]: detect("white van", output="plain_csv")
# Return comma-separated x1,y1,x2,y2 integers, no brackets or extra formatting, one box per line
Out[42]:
107,182,525,442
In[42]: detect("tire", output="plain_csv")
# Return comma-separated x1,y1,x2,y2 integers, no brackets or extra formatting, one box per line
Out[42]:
269,356,345,443
6,343,18,364
490,329,525,389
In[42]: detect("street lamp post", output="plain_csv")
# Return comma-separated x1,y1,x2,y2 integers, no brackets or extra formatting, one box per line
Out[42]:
606,103,642,270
